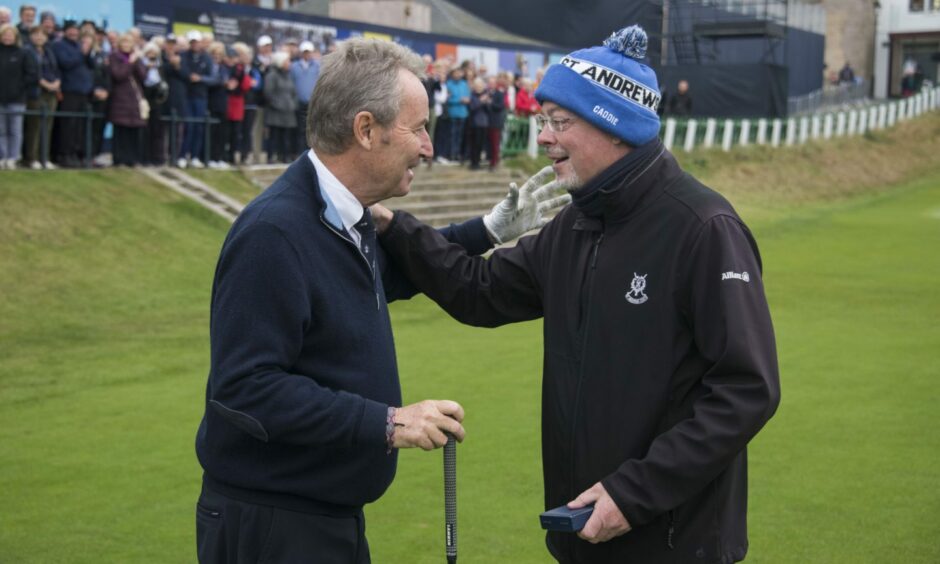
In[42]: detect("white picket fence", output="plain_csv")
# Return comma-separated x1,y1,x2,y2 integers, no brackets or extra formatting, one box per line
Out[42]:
521,87,938,157
659,87,939,153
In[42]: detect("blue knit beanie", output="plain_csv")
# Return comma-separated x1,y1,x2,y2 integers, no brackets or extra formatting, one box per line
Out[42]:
535,25,661,146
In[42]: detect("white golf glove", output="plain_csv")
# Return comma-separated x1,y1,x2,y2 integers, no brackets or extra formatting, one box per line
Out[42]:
482,166,572,244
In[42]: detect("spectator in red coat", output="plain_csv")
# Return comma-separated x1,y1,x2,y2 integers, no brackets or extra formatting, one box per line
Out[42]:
515,77,540,117
224,42,252,164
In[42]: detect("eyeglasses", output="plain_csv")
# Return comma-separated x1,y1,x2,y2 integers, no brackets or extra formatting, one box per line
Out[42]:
535,114,576,133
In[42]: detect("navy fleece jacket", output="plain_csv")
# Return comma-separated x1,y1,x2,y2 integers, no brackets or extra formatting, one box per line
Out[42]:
196,155,491,513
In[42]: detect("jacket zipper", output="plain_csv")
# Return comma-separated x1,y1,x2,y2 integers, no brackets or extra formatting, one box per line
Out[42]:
667,510,676,549
569,231,604,499
319,215,380,310
590,233,604,269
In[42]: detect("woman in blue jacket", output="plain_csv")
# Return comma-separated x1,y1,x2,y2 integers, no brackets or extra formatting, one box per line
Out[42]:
444,67,469,161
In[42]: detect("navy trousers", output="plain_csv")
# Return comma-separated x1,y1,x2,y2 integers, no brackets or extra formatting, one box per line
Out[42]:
196,485,370,563
182,97,208,160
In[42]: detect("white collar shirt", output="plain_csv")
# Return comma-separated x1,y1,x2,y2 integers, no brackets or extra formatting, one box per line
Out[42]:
307,148,366,247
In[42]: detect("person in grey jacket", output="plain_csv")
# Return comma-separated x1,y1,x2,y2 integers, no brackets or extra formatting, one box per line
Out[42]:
263,51,297,163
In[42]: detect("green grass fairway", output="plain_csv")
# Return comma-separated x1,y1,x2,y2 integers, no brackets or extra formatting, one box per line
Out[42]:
0,170,228,561
1,149,939,562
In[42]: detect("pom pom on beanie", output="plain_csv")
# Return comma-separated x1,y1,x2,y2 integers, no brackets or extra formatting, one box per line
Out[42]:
603,25,649,60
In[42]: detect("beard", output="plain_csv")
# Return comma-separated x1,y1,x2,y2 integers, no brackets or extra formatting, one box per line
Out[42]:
556,171,583,193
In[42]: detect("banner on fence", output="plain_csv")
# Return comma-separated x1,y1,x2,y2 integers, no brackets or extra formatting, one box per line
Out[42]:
133,0,563,79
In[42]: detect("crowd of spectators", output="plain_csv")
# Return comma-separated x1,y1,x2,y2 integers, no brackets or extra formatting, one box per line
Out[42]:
0,3,549,171
423,57,543,170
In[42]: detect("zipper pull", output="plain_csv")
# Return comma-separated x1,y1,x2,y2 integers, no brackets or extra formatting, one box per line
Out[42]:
590,233,605,269
376,292,380,311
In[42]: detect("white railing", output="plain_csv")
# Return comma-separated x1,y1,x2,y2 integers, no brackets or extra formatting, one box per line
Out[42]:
520,87,938,158
788,81,872,117
655,87,938,154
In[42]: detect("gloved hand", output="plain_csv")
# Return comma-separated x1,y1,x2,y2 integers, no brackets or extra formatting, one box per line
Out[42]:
482,166,572,244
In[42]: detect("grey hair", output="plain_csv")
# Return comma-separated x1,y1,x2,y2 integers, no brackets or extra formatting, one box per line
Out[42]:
270,51,290,68
307,38,425,155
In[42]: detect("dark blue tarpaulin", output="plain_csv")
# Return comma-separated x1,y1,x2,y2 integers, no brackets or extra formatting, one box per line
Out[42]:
446,0,663,58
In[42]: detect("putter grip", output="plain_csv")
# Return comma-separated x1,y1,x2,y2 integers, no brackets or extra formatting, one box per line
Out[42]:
444,433,457,563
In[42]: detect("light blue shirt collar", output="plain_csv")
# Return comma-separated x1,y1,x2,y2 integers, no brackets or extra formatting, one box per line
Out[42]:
308,148,365,246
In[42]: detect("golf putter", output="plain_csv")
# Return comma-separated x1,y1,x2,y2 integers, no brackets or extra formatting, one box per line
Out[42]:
443,432,457,564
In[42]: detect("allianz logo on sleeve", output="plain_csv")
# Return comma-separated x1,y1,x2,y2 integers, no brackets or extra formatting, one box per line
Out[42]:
721,271,750,283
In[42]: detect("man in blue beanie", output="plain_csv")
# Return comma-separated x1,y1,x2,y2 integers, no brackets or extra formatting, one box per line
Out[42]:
374,25,780,563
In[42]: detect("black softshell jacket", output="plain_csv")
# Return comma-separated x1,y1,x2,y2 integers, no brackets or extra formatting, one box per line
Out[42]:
380,149,780,563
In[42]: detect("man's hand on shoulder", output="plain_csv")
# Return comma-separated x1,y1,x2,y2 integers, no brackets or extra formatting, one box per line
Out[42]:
568,482,632,544
392,399,465,451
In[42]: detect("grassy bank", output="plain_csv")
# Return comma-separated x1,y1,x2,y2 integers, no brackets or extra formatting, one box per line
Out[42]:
0,170,228,560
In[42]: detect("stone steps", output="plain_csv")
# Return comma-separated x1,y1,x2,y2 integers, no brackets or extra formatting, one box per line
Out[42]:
139,167,244,223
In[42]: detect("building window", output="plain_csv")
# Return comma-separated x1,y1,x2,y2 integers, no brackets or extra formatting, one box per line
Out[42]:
910,0,924,11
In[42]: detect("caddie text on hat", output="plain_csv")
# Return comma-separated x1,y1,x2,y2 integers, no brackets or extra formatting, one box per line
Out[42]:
558,56,660,115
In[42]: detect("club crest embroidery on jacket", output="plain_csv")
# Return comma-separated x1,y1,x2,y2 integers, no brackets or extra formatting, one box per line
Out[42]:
626,272,648,304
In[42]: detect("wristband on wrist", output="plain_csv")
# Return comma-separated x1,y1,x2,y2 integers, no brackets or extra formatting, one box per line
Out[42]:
385,406,397,454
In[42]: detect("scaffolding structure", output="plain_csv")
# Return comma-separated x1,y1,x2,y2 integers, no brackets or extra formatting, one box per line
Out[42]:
660,0,789,66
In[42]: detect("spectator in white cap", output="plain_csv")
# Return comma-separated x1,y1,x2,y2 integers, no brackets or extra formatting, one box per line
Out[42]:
290,40,319,156
255,34,272,67
177,28,217,167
